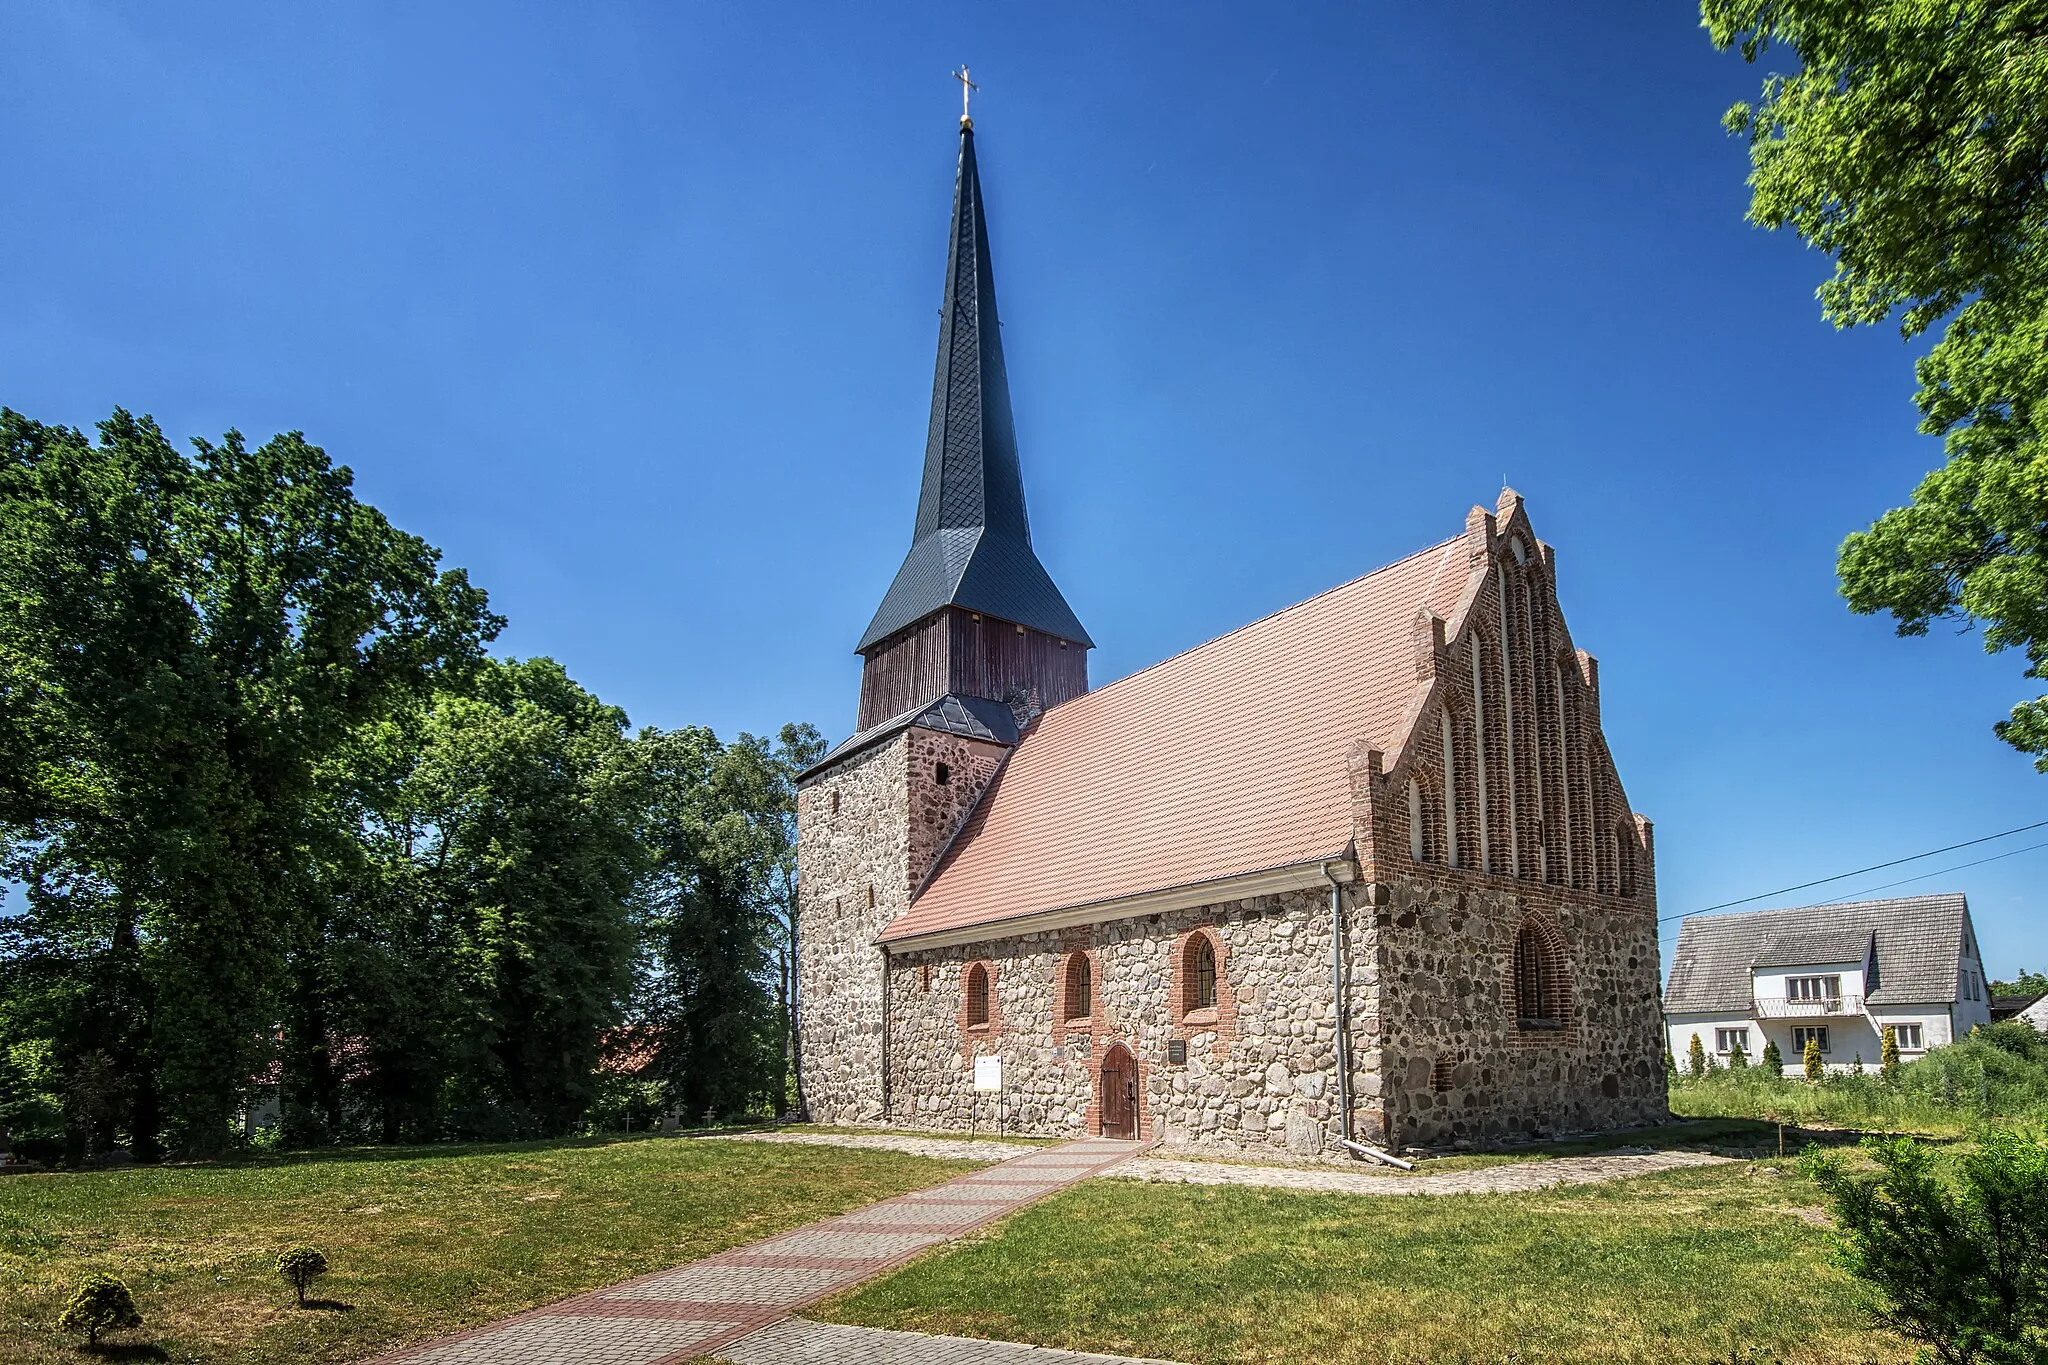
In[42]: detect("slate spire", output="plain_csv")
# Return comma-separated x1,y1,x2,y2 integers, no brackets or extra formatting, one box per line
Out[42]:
857,124,1093,652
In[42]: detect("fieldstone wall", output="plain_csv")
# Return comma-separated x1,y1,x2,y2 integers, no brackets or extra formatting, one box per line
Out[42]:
904,731,1007,891
795,734,909,1125
797,725,1011,1125
1365,870,1667,1147
885,887,1369,1160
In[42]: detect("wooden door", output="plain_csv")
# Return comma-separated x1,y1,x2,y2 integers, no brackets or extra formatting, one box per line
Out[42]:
1099,1045,1138,1139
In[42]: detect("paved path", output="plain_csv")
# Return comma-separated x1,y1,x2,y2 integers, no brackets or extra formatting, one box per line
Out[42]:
702,1129,1736,1199
719,1319,1185,1364
370,1138,1142,1365
703,1131,1039,1164
1113,1147,1732,1196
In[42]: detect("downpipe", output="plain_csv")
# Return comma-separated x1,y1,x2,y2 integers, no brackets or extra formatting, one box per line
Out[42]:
1323,859,1415,1172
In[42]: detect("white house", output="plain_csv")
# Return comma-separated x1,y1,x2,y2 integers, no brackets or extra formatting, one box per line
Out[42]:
1664,894,1993,1075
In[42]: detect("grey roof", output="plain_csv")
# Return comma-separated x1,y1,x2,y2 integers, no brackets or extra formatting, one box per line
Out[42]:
1665,894,1971,1013
1751,927,1874,969
797,692,1020,783
856,126,1092,653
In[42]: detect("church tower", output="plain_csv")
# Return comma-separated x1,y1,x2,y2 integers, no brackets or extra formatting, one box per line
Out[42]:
854,118,1091,729
796,110,1088,1125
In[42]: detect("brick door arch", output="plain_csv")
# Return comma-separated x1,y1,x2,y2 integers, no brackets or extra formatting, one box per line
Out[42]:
1099,1043,1139,1139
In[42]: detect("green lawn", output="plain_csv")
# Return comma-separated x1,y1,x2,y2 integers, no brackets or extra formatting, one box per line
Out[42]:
819,1162,1902,1365
0,1134,978,1364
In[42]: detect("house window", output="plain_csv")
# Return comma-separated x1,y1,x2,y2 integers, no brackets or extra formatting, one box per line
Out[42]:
1063,953,1092,1021
1787,975,1842,1002
1893,1023,1924,1050
1792,1026,1831,1054
935,762,952,786
1513,918,1567,1028
964,963,990,1028
1715,1028,1750,1056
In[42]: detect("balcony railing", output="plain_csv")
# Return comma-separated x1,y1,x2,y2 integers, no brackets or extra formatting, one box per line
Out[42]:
1753,994,1864,1019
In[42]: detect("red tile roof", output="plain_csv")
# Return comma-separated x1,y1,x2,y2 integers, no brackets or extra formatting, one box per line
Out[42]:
882,526,1478,943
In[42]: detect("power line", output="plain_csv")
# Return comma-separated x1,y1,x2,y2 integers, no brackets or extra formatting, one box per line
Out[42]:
1815,838,2048,906
1656,817,2048,926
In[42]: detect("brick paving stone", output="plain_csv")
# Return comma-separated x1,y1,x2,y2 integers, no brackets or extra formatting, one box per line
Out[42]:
395,1314,734,1364
717,1318,1188,1364
823,1202,1009,1227
703,1132,1038,1163
599,1264,854,1305
1108,1148,1732,1197
747,1227,948,1259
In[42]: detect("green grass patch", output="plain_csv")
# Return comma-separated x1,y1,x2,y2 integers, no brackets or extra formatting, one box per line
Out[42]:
0,1134,976,1364
819,1163,1898,1365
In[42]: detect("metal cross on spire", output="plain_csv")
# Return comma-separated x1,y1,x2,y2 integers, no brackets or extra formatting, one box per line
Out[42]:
953,65,978,126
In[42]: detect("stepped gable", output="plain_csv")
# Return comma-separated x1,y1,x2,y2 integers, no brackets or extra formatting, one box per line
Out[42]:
883,530,1476,943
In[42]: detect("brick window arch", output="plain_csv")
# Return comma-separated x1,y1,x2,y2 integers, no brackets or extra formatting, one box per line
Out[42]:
1511,915,1572,1030
1062,951,1092,1021
964,962,991,1029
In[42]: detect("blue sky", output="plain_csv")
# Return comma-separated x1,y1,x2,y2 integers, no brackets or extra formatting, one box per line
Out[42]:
4,2,2042,979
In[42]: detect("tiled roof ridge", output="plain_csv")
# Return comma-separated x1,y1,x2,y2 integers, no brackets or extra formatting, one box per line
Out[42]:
1040,533,1466,722
1680,891,1968,927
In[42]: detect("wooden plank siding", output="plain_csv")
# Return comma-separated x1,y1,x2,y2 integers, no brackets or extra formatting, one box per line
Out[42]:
857,606,1089,730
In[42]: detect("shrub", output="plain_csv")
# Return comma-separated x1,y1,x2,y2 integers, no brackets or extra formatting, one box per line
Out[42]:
1804,1037,1824,1083
1761,1038,1784,1074
1883,1025,1901,1086
1689,1032,1708,1079
277,1246,329,1306
1803,1128,2048,1364
58,1273,142,1348
1729,1039,1750,1070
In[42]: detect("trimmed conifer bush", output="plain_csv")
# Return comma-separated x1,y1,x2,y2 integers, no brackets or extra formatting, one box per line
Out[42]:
1804,1036,1824,1083
1881,1024,1901,1085
1689,1032,1708,1079
1760,1038,1783,1074
277,1246,329,1307
58,1273,142,1348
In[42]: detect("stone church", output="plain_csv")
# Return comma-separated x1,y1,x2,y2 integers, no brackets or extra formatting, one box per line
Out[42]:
796,117,1667,1157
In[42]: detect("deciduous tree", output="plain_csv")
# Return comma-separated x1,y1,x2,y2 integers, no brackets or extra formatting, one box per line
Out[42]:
1703,1,2048,764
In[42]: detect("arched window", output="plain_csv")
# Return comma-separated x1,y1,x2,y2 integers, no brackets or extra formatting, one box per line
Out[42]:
1181,934,1218,1017
1440,711,1460,869
1408,777,1429,862
964,963,990,1027
1063,953,1092,1021
1513,917,1569,1029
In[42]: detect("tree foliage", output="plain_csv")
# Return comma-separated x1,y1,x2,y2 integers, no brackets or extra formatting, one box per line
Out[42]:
1703,1,2048,764
0,406,820,1157
1804,1129,2048,1365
